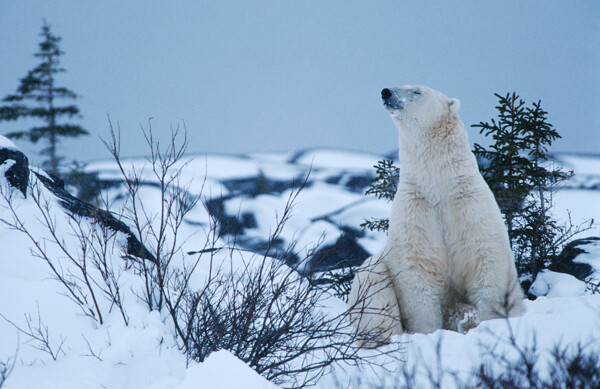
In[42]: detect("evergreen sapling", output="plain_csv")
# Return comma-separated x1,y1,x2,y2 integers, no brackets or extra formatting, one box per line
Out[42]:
0,20,88,177
472,93,589,286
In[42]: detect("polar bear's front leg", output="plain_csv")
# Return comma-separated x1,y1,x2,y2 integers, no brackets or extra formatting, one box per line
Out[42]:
393,269,444,333
458,240,525,321
468,275,525,321
389,183,446,334
348,252,403,347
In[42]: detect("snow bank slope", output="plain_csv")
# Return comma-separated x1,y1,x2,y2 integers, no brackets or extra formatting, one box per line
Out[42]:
1,144,600,388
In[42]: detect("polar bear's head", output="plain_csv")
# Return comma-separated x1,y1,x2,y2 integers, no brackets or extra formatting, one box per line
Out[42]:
381,85,461,135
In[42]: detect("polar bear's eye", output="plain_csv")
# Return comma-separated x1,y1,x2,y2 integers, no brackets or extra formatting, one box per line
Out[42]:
413,89,422,95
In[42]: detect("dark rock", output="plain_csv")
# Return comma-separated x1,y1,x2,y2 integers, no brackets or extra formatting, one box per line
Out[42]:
222,177,265,196
205,196,245,236
325,175,342,185
345,175,373,192
384,150,399,161
241,212,257,229
549,236,598,280
324,173,374,192
0,147,29,197
303,228,370,274
222,176,306,197
221,216,245,236
34,172,156,263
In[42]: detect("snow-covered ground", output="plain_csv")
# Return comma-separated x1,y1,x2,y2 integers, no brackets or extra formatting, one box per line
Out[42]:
1,144,599,388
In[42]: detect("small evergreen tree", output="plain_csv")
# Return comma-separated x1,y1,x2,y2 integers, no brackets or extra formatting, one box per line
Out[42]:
360,159,398,233
472,93,574,281
0,20,88,177
472,93,532,236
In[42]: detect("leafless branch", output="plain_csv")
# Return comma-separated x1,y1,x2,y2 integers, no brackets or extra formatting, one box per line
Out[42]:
0,303,65,361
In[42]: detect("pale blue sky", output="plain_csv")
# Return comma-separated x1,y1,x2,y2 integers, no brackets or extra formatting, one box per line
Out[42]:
1,1,598,165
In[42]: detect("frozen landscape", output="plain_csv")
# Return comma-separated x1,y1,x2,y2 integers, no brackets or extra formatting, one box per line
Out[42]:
1,136,600,388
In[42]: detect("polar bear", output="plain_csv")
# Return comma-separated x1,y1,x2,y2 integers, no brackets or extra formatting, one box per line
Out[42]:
348,85,524,346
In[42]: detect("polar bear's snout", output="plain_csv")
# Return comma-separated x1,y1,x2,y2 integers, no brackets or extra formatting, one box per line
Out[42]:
381,87,405,112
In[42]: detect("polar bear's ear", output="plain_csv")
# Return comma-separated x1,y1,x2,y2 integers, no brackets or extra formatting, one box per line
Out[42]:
448,98,461,114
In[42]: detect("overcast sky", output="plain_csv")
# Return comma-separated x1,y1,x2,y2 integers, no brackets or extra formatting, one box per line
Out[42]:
1,1,599,166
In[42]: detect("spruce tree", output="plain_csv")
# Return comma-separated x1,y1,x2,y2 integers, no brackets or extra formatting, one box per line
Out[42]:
472,93,533,239
472,93,573,281
0,20,88,177
360,159,398,233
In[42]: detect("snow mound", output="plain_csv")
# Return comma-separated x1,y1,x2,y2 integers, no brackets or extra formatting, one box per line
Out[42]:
0,135,19,151
182,350,278,389
529,270,588,297
2,147,600,388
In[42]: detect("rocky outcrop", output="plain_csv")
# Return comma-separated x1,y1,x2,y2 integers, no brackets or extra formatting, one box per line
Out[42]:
0,146,29,197
549,236,598,280
0,136,155,263
34,172,156,263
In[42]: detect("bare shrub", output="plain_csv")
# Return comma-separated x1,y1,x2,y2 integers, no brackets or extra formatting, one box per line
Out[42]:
469,329,600,389
0,175,129,326
0,304,65,361
1,121,399,387
333,326,600,389
0,349,16,389
182,252,364,387
101,121,203,314
546,343,600,388
101,123,397,387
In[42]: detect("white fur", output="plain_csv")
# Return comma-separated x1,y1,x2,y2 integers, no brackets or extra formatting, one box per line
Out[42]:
348,85,524,345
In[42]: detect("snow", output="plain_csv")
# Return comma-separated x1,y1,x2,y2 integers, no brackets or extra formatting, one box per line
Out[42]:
552,153,600,190
0,135,19,150
327,198,390,228
552,189,600,236
295,182,365,220
197,154,260,180
325,295,600,388
574,238,600,272
0,190,285,389
182,350,278,389
0,169,284,388
556,153,600,176
1,147,600,388
294,220,341,271
224,182,364,249
529,270,587,297
4,306,278,389
5,310,184,389
293,148,381,171
248,151,297,164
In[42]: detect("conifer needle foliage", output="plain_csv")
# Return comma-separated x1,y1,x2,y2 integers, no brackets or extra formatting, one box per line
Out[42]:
0,20,88,176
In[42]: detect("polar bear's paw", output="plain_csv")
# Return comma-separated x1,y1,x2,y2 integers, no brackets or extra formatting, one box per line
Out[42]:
445,303,480,334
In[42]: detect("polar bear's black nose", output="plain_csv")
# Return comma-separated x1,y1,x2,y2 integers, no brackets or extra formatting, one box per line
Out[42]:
381,88,392,101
